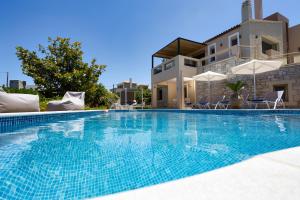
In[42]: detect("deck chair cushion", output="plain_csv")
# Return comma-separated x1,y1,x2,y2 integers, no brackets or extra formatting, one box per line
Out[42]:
0,91,40,113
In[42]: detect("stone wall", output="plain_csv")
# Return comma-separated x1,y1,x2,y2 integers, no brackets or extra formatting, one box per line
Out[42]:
196,64,300,107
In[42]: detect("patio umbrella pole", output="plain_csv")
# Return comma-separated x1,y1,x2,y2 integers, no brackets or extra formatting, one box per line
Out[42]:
208,80,211,104
253,65,256,99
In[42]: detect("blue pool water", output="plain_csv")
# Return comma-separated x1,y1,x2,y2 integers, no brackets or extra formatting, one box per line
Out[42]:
1,111,300,199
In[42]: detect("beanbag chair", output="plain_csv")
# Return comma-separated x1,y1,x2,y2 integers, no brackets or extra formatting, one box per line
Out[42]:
0,91,40,113
47,92,85,111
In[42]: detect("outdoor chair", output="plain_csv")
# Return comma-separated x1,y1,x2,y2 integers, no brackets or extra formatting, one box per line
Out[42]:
273,91,285,109
0,91,40,113
47,91,85,111
130,100,145,109
195,96,210,109
185,98,193,107
240,89,250,108
249,91,285,109
215,95,230,109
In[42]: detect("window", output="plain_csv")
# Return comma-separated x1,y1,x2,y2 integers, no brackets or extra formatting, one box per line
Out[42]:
273,84,288,102
231,38,238,46
298,47,300,52
262,39,279,54
208,43,216,63
210,46,215,54
184,59,197,67
228,33,239,47
184,85,188,98
157,88,163,101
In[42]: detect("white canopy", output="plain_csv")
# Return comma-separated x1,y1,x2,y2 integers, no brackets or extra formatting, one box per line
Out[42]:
231,59,282,75
193,71,227,82
231,59,282,98
193,71,227,102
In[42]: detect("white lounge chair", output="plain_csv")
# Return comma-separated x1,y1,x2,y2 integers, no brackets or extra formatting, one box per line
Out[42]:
249,91,285,109
47,91,85,111
215,95,230,109
240,89,250,108
0,91,40,113
273,91,285,109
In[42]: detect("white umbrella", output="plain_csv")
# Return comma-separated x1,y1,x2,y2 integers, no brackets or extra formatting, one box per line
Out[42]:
193,71,227,102
231,59,282,99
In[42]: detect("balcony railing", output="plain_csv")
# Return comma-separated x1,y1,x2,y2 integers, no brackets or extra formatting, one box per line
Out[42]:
153,57,176,75
153,65,162,74
164,60,175,70
184,58,198,67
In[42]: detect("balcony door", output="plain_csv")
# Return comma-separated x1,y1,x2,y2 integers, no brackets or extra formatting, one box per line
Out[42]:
157,86,168,108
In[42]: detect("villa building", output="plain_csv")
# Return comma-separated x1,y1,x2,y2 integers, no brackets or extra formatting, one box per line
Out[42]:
151,0,300,108
9,80,26,89
111,78,148,105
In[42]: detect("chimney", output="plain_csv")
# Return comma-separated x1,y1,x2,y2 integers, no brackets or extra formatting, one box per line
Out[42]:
242,0,253,23
254,0,263,19
129,78,132,88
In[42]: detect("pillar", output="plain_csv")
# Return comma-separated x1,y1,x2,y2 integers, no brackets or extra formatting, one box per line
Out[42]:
152,83,157,108
176,70,184,109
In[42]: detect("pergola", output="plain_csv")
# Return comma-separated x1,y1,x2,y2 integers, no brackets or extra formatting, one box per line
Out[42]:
152,37,207,68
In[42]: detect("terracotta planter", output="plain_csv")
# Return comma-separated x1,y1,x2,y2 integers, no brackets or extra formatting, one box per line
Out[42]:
230,94,243,109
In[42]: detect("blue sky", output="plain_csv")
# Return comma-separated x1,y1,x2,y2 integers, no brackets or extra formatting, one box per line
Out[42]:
0,0,299,89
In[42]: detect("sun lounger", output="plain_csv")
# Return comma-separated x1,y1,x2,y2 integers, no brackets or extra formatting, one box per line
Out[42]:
47,92,85,111
240,89,250,108
273,91,285,109
214,95,230,109
249,91,285,109
110,103,132,110
0,91,40,113
195,96,210,109
184,98,193,107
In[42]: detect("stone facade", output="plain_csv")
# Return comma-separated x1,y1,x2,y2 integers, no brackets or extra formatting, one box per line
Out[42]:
196,64,300,108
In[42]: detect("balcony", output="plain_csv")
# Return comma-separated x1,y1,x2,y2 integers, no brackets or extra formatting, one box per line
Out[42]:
152,55,199,84
152,45,254,81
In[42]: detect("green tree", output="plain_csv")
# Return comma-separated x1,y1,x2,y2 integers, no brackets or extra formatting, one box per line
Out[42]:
87,83,119,107
16,37,106,106
135,85,151,105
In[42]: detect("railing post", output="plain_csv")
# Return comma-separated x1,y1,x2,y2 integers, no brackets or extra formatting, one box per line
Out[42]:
177,39,181,56
152,55,154,69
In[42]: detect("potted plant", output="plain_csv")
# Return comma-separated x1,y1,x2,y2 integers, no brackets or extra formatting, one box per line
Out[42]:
226,81,246,109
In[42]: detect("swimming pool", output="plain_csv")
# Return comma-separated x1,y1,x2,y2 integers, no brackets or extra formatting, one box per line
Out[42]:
1,110,300,199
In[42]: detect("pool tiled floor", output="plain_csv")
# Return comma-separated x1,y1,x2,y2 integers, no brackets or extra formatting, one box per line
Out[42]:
95,147,300,200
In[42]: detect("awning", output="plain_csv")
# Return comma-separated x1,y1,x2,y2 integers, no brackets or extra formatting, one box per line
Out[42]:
152,37,206,59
